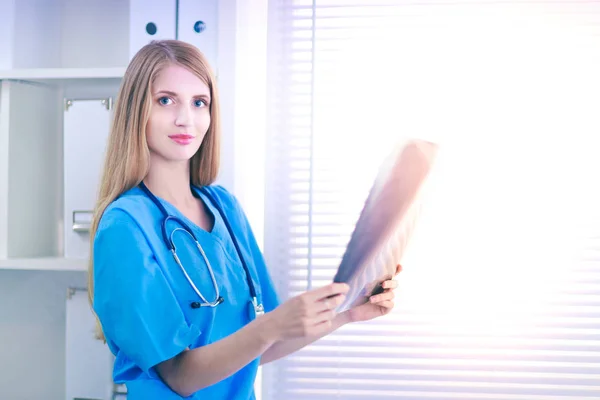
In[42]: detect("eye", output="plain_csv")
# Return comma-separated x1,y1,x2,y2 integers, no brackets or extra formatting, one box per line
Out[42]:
158,96,173,106
194,99,207,108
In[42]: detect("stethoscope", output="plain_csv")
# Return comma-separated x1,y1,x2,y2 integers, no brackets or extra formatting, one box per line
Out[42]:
138,182,265,319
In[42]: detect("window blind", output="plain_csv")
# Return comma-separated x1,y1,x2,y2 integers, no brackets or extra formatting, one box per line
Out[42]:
263,1,600,399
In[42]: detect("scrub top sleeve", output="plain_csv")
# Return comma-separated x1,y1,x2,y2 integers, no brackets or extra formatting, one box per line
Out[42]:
92,208,199,374
216,187,281,313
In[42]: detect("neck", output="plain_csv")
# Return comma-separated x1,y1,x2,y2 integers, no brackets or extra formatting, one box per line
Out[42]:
143,156,195,206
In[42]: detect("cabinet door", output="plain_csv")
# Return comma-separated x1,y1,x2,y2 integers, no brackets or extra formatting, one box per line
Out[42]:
177,0,219,74
129,0,177,60
66,288,114,400
63,99,112,259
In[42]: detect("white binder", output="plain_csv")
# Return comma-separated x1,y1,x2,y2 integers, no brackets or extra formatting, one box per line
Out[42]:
63,99,112,259
177,0,219,75
66,287,114,400
129,0,177,60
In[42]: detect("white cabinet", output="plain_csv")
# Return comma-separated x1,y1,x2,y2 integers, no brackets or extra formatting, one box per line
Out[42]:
0,0,129,70
0,0,132,266
0,0,221,266
66,287,114,400
129,0,177,60
0,1,244,398
0,0,219,70
0,76,122,263
178,0,220,74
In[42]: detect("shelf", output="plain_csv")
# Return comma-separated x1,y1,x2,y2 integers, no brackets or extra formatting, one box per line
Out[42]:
0,67,126,82
0,257,88,272
0,68,125,97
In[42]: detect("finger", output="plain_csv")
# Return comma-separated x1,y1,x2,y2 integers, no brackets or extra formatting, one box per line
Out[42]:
395,264,403,275
381,280,399,290
304,308,336,332
311,282,350,301
318,294,345,312
370,290,395,303
376,300,395,309
314,307,337,324
312,318,334,335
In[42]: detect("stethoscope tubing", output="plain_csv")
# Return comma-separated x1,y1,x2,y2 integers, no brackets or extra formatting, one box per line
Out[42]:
138,182,261,312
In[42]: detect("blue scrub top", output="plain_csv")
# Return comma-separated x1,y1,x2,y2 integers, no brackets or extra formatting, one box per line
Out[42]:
92,185,280,400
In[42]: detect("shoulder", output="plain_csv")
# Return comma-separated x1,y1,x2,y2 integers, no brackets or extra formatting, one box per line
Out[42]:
93,188,162,270
202,184,240,208
96,186,159,239
197,184,255,234
199,184,245,218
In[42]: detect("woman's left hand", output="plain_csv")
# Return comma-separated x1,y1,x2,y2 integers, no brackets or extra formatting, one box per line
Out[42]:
347,264,402,323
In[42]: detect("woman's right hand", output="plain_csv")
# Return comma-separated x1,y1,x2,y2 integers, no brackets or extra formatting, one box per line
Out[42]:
265,283,350,341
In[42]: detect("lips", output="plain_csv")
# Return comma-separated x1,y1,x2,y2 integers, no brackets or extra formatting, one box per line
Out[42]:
169,134,195,145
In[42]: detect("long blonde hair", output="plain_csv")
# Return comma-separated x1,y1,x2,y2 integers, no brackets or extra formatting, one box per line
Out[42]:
88,40,221,341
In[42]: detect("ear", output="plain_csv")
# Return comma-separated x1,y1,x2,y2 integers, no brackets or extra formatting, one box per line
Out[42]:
395,264,403,276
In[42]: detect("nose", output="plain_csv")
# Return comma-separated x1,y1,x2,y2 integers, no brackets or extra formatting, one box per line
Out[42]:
175,104,193,127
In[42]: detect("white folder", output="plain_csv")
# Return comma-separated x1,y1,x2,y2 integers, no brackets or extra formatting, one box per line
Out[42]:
129,0,177,60
66,287,114,400
63,99,112,259
177,0,219,75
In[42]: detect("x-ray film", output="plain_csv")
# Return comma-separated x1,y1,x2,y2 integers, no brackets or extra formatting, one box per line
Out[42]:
333,139,439,311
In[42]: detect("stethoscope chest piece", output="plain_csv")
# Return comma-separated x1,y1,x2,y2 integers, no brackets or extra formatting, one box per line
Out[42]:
248,297,265,320
191,296,224,309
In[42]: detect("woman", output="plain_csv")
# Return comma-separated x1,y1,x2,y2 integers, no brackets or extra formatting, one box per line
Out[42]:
89,40,400,400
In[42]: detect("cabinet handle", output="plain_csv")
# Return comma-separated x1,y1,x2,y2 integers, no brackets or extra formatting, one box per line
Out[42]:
72,210,93,233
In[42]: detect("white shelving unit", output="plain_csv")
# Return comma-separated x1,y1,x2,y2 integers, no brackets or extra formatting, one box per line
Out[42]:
0,0,219,272
0,0,133,272
0,1,223,399
0,257,87,272
0,0,268,397
0,68,127,80
0,0,139,397
0,72,123,270
0,68,126,93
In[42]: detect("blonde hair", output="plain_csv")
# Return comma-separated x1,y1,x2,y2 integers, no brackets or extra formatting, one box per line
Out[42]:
88,40,221,340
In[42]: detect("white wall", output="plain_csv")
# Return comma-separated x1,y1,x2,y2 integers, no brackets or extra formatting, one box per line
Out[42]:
216,0,268,247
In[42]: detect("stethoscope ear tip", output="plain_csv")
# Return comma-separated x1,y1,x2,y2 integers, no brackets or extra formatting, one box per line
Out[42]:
216,296,225,306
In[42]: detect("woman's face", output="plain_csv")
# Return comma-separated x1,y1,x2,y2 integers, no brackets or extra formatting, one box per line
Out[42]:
146,63,211,164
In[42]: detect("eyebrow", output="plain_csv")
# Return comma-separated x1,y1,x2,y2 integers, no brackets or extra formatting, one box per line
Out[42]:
153,90,211,100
